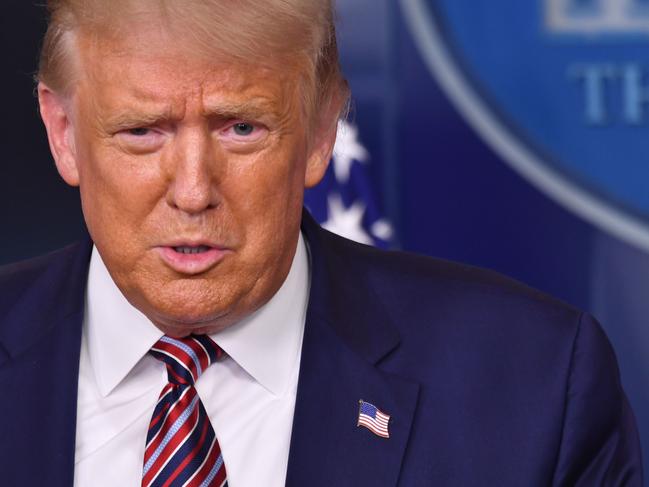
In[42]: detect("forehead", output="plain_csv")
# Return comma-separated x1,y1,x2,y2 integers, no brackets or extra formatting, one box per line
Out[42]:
74,28,303,120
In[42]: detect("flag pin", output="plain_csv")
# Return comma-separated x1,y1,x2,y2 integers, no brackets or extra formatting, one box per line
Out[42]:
357,399,391,439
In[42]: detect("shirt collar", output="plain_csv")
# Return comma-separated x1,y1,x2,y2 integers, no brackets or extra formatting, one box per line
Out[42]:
86,233,310,397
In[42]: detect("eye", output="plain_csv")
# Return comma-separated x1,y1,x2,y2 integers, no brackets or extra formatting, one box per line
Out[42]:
115,126,164,154
218,120,267,148
232,122,254,136
127,127,151,136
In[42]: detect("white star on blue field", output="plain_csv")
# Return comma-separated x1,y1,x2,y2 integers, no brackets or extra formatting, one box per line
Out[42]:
305,121,394,249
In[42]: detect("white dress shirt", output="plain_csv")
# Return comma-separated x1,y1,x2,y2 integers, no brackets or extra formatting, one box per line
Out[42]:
74,234,310,487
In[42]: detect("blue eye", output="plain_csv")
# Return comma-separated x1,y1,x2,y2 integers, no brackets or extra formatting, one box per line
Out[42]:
233,123,254,136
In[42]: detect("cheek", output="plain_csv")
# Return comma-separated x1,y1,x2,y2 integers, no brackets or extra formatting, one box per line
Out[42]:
230,150,305,229
221,148,306,267
79,137,163,207
75,117,163,192
76,143,166,262
235,139,307,202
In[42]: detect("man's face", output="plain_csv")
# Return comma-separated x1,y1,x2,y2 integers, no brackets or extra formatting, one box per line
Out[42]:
42,28,333,336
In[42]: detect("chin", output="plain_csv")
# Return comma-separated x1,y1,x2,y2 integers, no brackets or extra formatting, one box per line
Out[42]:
132,272,266,336
156,321,230,338
136,291,231,334
151,309,235,337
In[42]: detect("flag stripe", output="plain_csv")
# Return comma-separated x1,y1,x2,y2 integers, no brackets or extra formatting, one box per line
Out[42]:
357,400,391,438
358,418,390,438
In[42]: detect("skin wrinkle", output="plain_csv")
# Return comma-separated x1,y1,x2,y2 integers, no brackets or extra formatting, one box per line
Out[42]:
40,0,349,127
39,22,339,337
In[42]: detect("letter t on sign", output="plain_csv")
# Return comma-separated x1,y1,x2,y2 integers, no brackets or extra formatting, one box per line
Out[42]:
569,64,618,125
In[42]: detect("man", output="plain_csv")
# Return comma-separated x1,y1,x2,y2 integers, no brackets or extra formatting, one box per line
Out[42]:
0,1,641,486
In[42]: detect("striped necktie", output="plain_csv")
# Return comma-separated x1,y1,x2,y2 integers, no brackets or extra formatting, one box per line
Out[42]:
142,335,228,487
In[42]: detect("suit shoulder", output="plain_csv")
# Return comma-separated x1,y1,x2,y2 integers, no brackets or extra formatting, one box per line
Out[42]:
325,230,582,332
0,243,88,316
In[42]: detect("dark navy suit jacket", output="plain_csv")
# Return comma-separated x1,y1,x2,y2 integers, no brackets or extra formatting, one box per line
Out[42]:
0,213,642,486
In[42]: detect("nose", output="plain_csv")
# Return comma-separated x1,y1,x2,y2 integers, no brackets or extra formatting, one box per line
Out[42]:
165,127,222,214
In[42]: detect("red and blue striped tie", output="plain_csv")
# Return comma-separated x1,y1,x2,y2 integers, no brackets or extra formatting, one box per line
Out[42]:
142,335,228,487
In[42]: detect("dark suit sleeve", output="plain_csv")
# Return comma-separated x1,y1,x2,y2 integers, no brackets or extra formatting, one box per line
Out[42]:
551,313,643,486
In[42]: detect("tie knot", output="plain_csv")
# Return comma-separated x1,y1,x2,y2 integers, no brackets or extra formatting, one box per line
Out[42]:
149,335,224,386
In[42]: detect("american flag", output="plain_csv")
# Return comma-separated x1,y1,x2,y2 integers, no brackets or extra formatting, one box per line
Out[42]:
305,121,395,249
357,400,391,438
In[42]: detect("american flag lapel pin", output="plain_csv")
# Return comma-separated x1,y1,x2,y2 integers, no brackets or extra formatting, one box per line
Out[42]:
357,399,391,439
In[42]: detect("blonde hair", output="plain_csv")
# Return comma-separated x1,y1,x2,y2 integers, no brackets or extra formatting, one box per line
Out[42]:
38,0,349,120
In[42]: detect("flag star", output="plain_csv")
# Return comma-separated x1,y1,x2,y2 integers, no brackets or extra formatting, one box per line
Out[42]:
322,194,373,245
332,121,369,184
371,219,394,241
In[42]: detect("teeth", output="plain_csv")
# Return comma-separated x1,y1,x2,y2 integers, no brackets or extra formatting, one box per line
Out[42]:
174,246,211,255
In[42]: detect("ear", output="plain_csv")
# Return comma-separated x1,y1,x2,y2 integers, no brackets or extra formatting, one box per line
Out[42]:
38,83,80,187
304,101,340,189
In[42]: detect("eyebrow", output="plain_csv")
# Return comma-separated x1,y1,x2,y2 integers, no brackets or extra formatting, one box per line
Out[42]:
104,110,175,130
104,102,278,129
201,98,280,121
101,94,285,132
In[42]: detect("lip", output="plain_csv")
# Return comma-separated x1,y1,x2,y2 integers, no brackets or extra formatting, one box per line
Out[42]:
155,242,230,275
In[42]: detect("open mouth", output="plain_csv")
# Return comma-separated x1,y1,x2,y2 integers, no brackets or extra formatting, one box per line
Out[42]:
158,244,227,275
173,245,213,255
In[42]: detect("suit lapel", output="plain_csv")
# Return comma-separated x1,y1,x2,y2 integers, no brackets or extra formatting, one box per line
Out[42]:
286,213,420,486
0,214,419,485
0,239,91,486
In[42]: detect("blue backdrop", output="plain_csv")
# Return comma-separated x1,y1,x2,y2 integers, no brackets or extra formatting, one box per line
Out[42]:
2,0,649,477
